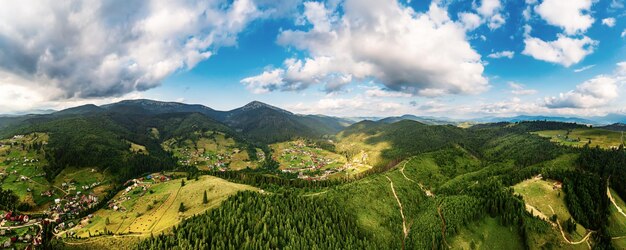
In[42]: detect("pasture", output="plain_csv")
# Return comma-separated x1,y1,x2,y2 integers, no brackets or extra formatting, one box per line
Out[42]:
67,175,256,238
533,128,625,149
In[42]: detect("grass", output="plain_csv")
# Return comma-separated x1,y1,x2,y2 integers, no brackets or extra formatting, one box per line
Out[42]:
321,147,484,249
608,188,626,250
513,178,588,242
336,132,391,167
270,140,360,178
0,133,57,209
162,131,260,171
449,217,524,250
68,175,256,238
401,146,482,191
127,141,147,154
533,128,625,149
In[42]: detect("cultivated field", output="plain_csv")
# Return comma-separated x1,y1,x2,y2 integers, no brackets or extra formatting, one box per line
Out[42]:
533,128,625,149
162,130,261,171
66,175,257,238
271,140,360,179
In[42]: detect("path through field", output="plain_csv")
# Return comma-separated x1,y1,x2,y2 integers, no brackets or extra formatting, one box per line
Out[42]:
548,205,592,246
607,187,626,219
437,206,451,248
385,176,408,240
400,158,434,197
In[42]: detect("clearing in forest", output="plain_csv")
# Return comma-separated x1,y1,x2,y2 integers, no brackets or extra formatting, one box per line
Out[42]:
514,178,589,243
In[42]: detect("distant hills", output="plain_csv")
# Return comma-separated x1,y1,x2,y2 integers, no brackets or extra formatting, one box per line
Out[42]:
0,99,353,144
3,99,626,135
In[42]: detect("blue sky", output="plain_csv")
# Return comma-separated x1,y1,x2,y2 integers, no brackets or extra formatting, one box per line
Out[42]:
0,0,624,118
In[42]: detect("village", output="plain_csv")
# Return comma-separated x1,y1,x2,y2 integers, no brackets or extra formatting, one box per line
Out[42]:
0,210,44,249
167,133,264,171
275,140,348,180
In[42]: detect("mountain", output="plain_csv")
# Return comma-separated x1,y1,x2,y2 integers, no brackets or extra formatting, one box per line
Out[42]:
379,114,457,125
221,101,348,143
474,115,598,125
52,104,104,116
101,99,226,120
599,123,626,132
590,113,626,124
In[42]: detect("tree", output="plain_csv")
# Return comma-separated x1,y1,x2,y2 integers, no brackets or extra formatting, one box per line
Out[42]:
550,214,557,222
179,202,186,213
181,179,185,187
105,217,110,225
203,190,208,204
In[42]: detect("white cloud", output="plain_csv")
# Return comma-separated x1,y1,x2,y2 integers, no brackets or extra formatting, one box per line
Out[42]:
365,87,412,98
535,0,595,35
477,0,502,17
617,62,626,75
522,6,533,21
459,12,482,31
602,17,616,27
545,76,621,109
241,69,286,94
522,34,597,67
288,95,408,116
573,65,595,73
508,82,538,95
243,0,489,97
0,0,289,111
488,51,515,59
488,13,506,30
476,0,506,30
622,30,626,37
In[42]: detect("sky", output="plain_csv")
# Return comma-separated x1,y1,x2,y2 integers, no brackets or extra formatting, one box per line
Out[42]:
0,0,625,119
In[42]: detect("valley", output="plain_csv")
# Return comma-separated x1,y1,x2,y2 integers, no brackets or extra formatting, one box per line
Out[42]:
0,100,625,249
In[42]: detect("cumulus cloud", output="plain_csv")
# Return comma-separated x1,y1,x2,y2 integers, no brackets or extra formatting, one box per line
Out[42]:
458,12,482,31
476,0,506,30
535,0,595,35
508,82,538,95
488,51,515,59
602,17,616,27
0,0,285,110
522,35,597,67
243,0,489,97
545,76,620,108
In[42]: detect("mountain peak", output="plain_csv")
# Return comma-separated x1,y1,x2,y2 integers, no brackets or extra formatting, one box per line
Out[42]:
238,101,292,114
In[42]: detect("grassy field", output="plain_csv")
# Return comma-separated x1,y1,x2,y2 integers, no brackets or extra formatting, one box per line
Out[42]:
0,133,56,209
533,128,625,149
336,131,391,168
270,140,365,178
162,130,260,171
608,188,626,249
513,178,588,242
67,175,256,238
449,217,524,250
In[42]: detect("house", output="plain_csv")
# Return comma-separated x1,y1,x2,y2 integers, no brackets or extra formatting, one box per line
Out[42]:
3,239,10,248
553,181,563,190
